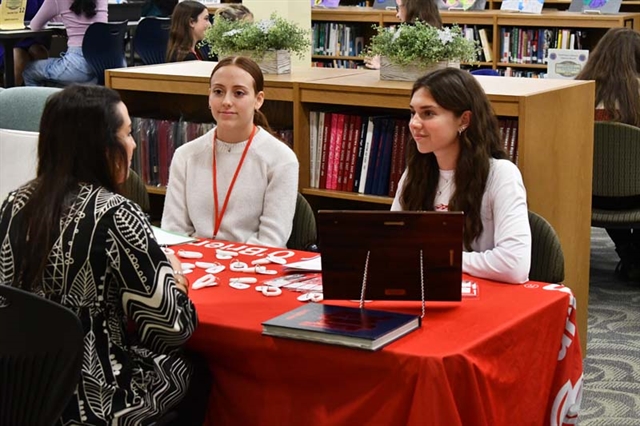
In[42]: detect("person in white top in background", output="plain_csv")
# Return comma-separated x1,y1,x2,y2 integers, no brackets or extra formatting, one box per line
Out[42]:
162,55,299,247
391,67,531,284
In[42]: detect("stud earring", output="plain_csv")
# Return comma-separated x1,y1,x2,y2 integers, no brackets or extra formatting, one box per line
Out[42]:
458,126,466,136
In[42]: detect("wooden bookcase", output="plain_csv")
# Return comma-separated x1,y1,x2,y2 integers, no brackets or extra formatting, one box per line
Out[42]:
339,0,640,12
106,63,594,353
311,7,640,74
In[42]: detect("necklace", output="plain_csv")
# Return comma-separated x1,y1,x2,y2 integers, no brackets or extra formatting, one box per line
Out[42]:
436,176,454,196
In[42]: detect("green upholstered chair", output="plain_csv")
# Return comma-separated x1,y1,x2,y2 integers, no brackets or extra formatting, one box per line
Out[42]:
0,86,150,213
528,211,565,283
287,193,318,251
0,86,61,131
591,122,640,230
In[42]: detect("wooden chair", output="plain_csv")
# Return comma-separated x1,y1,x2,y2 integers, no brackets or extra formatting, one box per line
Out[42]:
528,210,565,283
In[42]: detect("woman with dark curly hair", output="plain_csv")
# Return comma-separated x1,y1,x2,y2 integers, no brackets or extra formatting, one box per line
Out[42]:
392,68,531,284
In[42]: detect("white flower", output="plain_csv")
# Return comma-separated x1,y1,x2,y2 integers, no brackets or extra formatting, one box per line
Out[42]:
437,28,454,45
392,27,403,42
257,19,275,33
223,29,242,37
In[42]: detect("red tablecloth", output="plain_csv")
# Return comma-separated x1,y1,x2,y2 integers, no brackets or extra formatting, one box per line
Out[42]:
180,240,583,426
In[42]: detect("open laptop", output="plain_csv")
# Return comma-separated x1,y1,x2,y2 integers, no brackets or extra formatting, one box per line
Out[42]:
317,210,464,302
372,0,397,10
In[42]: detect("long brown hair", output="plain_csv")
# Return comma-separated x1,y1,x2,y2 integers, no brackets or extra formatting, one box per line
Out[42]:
576,27,640,127
209,56,274,134
400,68,507,250
404,0,443,28
11,85,127,291
166,0,208,62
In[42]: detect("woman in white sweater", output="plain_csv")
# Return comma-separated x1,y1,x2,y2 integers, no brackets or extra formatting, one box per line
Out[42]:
391,68,531,284
162,56,299,247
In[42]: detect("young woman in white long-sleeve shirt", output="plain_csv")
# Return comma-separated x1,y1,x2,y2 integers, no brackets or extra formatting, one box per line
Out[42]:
391,68,531,284
162,56,299,247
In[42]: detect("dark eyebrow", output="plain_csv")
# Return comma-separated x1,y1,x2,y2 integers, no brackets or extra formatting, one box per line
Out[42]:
409,104,437,111
210,84,250,91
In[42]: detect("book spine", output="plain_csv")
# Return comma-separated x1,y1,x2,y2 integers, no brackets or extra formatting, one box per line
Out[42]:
331,113,345,191
352,116,368,193
319,112,332,189
358,117,375,194
346,115,362,193
309,111,318,188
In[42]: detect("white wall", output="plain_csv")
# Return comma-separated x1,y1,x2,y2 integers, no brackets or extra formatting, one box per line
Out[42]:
242,0,312,66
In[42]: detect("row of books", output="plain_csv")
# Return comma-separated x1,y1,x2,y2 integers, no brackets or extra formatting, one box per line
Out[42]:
131,118,215,187
311,59,362,69
499,118,519,165
461,25,493,62
499,68,546,78
309,112,411,197
130,117,293,187
500,27,587,65
312,22,365,57
309,111,520,197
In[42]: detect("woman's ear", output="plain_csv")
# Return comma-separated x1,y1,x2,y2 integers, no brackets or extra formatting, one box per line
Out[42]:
254,91,265,111
460,110,472,129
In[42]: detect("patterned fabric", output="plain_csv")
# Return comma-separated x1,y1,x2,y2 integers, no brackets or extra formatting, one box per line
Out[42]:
0,183,197,426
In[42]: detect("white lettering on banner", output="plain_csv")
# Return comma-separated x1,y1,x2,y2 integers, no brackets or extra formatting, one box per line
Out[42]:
267,250,296,259
543,284,578,361
240,247,269,256
187,240,277,256
550,375,583,426
219,244,249,251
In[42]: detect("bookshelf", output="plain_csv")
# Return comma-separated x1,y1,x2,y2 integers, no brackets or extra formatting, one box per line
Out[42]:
310,7,640,74
106,63,594,353
338,0,640,11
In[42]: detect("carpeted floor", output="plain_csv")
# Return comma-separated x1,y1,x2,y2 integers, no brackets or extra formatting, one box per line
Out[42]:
579,228,640,425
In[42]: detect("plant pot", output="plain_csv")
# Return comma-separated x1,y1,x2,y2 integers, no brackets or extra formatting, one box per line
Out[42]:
228,50,291,75
379,57,460,81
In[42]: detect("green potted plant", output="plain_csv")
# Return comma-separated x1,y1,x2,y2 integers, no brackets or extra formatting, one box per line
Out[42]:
204,13,311,74
366,22,479,81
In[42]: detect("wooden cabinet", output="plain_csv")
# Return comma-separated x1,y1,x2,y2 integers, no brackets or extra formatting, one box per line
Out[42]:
106,63,594,353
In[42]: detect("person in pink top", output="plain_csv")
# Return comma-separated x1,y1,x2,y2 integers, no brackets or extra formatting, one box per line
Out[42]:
23,0,107,86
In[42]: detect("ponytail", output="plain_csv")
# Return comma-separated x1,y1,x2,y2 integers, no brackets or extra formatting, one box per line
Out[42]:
70,0,97,17
254,109,275,135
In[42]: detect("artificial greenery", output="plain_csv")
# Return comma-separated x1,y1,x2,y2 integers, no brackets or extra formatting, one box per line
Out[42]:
204,13,311,60
366,22,478,67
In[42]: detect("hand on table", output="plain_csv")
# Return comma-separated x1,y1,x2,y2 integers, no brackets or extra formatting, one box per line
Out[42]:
166,252,190,295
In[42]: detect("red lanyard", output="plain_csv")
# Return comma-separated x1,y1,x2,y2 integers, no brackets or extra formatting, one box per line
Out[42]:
212,126,257,238
191,48,203,60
